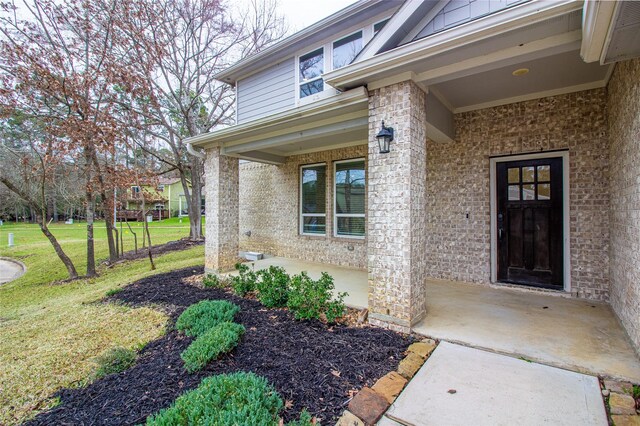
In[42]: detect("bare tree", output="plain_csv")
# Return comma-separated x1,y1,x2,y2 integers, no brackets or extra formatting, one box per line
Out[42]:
116,0,287,241
0,0,151,275
0,115,79,279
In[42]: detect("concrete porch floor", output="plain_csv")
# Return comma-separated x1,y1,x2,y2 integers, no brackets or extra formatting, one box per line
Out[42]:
241,256,640,382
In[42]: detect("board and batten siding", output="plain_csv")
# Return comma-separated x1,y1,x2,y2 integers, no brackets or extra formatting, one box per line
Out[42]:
414,0,526,40
236,57,296,124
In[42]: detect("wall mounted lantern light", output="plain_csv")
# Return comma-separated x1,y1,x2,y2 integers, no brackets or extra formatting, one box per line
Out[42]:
376,121,394,154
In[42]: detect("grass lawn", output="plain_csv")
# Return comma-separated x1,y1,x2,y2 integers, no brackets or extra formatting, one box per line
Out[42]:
0,218,204,425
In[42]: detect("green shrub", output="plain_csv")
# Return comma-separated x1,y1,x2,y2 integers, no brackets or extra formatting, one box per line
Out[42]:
287,409,315,425
145,372,283,426
231,263,259,296
175,300,239,337
93,347,137,380
202,273,225,288
287,272,347,323
181,322,245,373
256,266,291,308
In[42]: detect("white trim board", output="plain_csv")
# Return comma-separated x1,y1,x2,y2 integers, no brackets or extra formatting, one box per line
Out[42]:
489,151,571,294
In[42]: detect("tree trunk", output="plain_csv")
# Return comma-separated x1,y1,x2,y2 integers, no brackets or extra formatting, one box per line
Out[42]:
85,193,96,277
181,156,204,241
140,200,155,270
39,218,78,279
53,197,58,222
0,176,79,280
103,192,118,262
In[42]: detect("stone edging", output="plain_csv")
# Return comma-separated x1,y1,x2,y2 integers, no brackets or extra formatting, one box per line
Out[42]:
602,379,639,425
336,338,438,426
0,257,27,283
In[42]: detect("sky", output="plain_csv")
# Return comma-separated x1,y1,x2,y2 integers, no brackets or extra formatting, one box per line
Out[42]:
276,0,358,32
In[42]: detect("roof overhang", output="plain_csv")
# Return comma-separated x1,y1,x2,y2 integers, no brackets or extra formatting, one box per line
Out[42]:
214,0,397,85
324,0,583,91
187,87,369,164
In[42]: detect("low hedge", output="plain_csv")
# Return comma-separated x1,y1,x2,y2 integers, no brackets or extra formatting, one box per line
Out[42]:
181,321,245,373
175,300,239,337
145,372,283,425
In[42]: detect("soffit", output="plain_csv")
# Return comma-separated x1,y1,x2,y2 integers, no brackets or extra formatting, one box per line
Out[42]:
432,49,611,112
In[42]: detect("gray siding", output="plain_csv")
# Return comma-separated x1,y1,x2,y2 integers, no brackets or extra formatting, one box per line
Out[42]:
414,0,527,40
237,57,295,123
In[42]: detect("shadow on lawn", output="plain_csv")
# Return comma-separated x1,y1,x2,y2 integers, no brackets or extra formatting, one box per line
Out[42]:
25,266,412,425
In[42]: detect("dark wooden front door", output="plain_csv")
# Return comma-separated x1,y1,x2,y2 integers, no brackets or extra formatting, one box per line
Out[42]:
496,157,563,289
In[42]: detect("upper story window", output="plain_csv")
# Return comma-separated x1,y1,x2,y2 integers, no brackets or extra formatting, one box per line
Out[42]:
373,18,389,35
157,184,165,192
333,31,362,69
299,48,324,99
296,17,391,104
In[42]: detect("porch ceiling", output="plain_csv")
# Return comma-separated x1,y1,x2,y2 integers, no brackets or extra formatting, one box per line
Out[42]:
431,49,612,113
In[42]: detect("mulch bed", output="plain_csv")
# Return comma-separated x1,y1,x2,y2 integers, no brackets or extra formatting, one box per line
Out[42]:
103,238,204,265
25,266,412,425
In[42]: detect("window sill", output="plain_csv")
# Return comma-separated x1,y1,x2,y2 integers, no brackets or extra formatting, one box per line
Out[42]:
332,235,366,242
299,233,327,240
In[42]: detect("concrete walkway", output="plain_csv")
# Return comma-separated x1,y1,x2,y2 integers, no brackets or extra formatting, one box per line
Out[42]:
240,256,640,381
0,258,25,284
379,342,608,426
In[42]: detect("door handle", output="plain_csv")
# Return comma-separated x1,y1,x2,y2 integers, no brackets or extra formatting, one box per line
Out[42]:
499,228,503,239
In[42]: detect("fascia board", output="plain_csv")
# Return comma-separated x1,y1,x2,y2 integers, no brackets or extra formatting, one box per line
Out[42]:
186,86,368,149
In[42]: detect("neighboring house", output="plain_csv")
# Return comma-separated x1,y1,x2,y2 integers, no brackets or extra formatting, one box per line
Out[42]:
123,177,200,220
187,0,640,355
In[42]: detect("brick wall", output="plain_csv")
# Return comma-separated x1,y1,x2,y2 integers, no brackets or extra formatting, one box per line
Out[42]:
238,145,367,269
204,146,239,272
367,81,428,331
425,89,610,300
608,58,640,353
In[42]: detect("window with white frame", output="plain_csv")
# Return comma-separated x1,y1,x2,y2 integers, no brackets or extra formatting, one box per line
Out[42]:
299,48,324,99
296,18,390,103
373,18,389,35
334,159,365,238
300,164,327,235
333,31,362,69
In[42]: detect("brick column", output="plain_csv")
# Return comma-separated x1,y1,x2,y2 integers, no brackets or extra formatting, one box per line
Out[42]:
204,146,239,272
367,81,428,333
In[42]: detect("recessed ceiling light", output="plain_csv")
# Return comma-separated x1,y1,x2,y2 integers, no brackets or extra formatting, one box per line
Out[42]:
512,68,530,76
